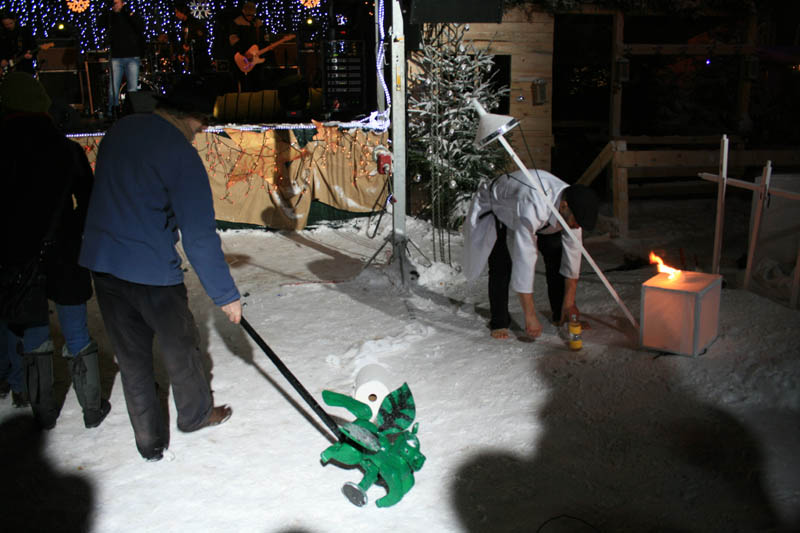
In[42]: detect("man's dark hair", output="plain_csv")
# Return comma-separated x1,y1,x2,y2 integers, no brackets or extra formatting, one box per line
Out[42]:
175,2,189,15
564,184,599,231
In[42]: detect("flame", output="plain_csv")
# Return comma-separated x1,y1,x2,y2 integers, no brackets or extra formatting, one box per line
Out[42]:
649,252,681,280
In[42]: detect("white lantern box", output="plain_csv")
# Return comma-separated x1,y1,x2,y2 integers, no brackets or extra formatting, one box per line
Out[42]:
640,271,722,356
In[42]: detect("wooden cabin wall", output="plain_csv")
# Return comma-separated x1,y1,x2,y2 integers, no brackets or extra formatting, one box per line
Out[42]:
464,7,554,171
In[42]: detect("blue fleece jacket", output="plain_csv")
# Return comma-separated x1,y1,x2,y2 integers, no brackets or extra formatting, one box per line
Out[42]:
79,113,239,306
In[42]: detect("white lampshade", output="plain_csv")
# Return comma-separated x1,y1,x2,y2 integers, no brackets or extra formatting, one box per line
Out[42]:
470,98,520,148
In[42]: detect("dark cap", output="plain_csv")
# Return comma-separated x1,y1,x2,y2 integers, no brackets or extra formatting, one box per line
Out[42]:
564,184,599,231
155,75,218,117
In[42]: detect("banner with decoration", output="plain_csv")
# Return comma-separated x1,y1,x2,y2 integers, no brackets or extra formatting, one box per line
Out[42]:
69,124,389,229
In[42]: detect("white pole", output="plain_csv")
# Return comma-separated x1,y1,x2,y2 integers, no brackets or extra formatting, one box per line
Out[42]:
711,134,729,274
495,135,640,331
390,0,406,245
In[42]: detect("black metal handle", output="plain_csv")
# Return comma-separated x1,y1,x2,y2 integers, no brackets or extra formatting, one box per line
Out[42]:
240,316,342,441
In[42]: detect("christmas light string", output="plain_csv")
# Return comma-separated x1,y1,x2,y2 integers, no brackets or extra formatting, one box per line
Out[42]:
4,0,328,54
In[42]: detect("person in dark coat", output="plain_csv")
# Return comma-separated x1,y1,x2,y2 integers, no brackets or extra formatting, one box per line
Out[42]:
0,72,111,429
79,75,240,462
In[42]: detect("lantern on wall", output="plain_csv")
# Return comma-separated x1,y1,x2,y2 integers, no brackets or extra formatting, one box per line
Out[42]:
300,0,321,7
530,78,547,105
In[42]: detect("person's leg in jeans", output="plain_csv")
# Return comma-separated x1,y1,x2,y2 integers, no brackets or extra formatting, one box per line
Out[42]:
108,58,124,113
488,220,513,334
536,232,565,322
56,303,110,428
55,304,91,356
124,57,140,93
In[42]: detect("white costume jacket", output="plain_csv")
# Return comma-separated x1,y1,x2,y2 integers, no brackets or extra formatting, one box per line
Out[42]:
462,169,583,293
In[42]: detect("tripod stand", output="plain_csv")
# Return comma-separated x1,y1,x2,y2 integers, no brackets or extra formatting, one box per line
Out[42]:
362,175,430,286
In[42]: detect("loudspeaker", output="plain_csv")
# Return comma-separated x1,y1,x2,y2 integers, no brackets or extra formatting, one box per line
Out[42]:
49,101,81,132
214,90,281,123
38,71,82,105
409,0,503,23
124,91,158,114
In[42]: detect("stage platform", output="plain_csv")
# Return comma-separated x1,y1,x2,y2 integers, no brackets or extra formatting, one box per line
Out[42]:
67,119,390,231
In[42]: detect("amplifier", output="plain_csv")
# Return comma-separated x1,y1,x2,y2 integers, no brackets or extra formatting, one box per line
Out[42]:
37,47,78,71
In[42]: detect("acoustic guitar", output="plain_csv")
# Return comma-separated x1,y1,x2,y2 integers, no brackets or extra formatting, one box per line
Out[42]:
233,34,295,74
1,42,55,78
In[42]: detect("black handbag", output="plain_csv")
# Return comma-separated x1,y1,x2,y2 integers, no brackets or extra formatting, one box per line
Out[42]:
0,178,71,327
0,250,50,325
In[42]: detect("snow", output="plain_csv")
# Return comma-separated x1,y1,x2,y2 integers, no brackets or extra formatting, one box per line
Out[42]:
2,196,799,532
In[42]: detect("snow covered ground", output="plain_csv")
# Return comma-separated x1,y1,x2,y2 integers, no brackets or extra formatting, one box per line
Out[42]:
2,195,799,532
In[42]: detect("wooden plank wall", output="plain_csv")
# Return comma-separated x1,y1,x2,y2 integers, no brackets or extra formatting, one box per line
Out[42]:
463,7,554,171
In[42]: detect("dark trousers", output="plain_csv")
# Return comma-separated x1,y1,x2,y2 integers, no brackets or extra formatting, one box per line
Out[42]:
488,220,565,329
92,273,212,458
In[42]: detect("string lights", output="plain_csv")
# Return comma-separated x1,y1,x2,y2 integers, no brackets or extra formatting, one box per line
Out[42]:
2,0,328,53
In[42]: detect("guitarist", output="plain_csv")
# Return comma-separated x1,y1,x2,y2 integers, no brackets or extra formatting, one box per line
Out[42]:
227,1,272,92
174,2,211,74
0,11,37,76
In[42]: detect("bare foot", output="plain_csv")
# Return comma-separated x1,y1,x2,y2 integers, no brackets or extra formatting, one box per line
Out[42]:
491,328,510,339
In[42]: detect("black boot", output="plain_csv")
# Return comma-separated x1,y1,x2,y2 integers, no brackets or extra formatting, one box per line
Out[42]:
12,389,30,407
66,340,111,429
23,340,59,430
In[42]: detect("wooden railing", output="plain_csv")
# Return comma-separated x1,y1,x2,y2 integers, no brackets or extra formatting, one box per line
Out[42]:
577,136,800,236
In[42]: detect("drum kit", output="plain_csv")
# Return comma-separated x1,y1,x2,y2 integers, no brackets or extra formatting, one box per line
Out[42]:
83,40,198,117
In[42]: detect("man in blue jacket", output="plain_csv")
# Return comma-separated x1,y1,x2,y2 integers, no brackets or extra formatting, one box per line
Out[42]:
80,76,240,462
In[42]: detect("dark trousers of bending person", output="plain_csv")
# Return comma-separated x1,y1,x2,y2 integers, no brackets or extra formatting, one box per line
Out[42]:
488,218,565,331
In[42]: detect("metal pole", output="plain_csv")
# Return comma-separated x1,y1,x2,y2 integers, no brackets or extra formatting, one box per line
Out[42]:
240,316,342,441
390,0,406,247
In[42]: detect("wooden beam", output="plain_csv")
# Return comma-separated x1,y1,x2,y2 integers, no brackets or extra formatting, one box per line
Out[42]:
623,43,756,56
616,149,800,168
744,162,772,291
792,246,800,309
609,10,624,138
736,15,759,136
614,135,743,145
613,166,629,236
577,141,615,186
699,173,759,192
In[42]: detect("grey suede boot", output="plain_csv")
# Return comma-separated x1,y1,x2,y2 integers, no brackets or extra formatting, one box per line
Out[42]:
23,339,59,430
66,340,111,428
